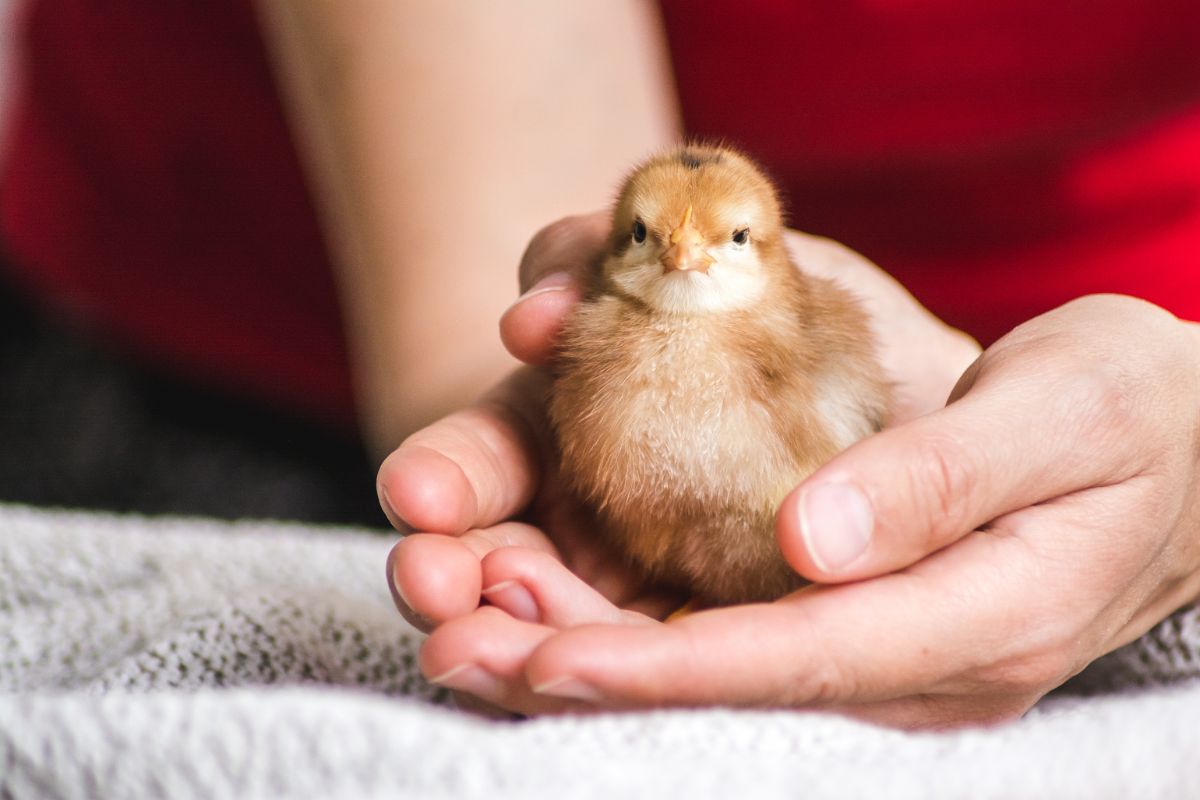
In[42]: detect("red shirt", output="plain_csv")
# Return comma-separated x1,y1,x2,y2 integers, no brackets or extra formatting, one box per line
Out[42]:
1,1,350,424
662,0,1200,346
4,0,1199,425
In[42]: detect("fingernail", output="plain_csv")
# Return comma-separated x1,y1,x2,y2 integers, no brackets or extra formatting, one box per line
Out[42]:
481,580,540,623
531,676,605,703
506,272,574,312
377,483,404,531
798,482,873,572
386,549,410,611
385,545,437,630
428,664,503,697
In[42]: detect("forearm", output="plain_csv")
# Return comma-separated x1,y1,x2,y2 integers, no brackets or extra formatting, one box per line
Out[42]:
256,0,680,456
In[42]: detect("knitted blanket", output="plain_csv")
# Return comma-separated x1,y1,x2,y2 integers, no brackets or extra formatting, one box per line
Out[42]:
1,504,1197,799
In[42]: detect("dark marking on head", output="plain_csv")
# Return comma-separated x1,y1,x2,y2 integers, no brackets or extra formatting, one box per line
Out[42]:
677,149,722,170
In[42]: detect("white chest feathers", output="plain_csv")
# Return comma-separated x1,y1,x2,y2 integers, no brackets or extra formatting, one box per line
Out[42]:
555,315,797,513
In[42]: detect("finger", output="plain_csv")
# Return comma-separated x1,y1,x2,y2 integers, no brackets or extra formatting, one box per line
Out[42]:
388,523,560,631
499,212,608,365
480,546,670,627
499,273,584,367
777,351,1146,582
516,211,609,294
524,530,1057,709
377,367,550,534
420,605,581,716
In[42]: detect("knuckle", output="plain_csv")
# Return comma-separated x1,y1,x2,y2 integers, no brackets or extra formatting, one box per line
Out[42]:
776,615,858,706
908,433,982,543
1049,364,1143,466
797,660,856,706
1059,364,1130,430
1050,297,1197,468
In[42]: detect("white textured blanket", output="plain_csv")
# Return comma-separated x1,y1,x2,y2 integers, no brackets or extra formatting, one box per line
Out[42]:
1,504,1198,799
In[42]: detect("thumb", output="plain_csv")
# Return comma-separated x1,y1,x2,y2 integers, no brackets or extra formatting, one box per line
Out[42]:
776,362,1136,582
500,211,608,365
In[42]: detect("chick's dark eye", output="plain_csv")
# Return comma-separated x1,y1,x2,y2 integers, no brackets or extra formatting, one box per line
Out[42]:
732,228,750,245
632,219,647,244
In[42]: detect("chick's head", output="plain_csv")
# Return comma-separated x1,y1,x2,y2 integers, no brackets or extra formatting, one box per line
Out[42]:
604,145,787,315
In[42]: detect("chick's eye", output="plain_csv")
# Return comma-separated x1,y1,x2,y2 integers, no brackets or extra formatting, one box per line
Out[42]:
732,228,750,245
632,219,647,244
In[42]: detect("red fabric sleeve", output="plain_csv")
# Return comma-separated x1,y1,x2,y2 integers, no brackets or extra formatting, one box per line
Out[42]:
1,0,355,426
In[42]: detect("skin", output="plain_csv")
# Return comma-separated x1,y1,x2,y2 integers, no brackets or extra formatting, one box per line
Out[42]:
255,0,679,454
381,211,1192,725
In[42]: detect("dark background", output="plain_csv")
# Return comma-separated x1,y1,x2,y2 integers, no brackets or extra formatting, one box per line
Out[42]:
0,271,387,528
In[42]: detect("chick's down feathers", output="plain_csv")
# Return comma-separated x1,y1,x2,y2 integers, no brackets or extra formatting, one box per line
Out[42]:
549,145,890,605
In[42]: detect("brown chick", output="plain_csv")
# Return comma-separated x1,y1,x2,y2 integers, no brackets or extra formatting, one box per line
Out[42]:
549,144,890,606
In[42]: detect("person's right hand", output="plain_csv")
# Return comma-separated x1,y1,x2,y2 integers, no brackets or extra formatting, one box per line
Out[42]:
378,210,980,711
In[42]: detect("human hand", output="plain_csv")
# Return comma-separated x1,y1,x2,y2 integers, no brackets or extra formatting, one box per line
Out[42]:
417,293,1200,726
379,211,984,715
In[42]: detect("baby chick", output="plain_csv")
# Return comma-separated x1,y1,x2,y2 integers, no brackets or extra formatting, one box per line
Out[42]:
549,145,890,606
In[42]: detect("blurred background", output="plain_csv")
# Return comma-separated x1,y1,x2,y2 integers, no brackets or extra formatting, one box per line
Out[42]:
0,0,384,526
0,1,674,529
0,1,1195,529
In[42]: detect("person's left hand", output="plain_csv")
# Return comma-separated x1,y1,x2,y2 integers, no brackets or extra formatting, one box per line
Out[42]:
420,294,1200,727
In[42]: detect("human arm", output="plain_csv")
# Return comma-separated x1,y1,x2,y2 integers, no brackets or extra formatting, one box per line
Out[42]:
254,0,679,454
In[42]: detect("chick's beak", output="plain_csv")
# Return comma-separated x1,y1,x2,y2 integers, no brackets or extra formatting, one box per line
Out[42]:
661,204,715,275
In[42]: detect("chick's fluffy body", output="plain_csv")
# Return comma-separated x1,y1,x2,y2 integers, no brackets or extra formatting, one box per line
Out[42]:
550,146,889,605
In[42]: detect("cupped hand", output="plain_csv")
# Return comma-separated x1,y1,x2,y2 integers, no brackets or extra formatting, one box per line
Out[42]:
417,290,1200,726
376,209,1161,724
380,211,975,626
